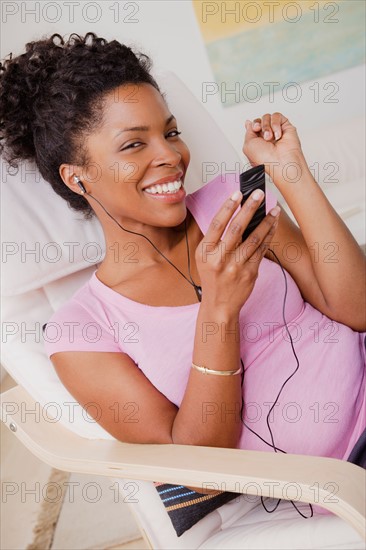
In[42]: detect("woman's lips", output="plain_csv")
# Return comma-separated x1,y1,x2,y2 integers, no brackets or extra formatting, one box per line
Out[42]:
143,186,186,203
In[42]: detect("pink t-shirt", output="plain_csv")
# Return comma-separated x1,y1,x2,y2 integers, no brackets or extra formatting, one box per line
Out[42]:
44,173,366,463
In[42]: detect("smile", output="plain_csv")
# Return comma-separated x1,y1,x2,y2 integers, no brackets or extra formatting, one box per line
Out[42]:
144,179,183,195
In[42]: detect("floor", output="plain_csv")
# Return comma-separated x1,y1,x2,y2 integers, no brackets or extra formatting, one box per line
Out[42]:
1,372,149,550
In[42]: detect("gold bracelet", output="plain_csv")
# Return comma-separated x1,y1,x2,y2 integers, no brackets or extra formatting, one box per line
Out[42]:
191,362,242,376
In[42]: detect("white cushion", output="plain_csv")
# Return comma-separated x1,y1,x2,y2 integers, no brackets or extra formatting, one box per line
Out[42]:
1,269,115,440
0,162,105,297
114,479,365,550
0,70,241,297
199,499,365,550
269,117,366,246
300,116,365,189
279,175,366,246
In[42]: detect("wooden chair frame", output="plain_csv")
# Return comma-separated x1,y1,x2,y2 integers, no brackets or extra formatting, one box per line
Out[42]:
1,384,365,546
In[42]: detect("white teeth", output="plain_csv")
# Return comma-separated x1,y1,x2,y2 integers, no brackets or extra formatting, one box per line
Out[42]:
144,180,182,195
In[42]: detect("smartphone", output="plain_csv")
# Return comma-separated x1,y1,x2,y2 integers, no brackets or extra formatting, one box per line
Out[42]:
240,164,266,243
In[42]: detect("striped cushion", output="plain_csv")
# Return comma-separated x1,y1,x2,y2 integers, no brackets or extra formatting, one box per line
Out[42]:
154,482,240,537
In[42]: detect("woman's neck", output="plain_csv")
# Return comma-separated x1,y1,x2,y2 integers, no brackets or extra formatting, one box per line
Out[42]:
96,210,195,284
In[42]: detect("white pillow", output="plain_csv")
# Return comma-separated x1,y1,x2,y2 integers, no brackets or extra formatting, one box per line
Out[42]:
1,272,115,440
1,163,105,296
1,70,241,297
299,116,365,188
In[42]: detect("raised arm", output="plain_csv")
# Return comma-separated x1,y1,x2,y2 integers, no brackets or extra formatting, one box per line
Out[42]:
243,114,366,332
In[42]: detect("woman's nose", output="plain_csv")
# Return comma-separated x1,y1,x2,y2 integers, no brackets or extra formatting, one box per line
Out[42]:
152,139,181,166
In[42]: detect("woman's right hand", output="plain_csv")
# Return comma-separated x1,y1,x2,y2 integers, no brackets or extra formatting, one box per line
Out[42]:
195,189,280,314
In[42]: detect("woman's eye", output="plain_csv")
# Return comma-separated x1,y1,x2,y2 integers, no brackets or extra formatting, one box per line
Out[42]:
120,130,182,151
121,142,143,151
167,130,182,138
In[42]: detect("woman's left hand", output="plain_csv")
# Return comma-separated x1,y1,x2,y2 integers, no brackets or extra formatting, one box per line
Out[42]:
243,113,303,170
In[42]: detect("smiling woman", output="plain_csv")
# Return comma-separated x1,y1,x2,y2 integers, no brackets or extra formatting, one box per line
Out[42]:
61,81,192,261
1,31,365,539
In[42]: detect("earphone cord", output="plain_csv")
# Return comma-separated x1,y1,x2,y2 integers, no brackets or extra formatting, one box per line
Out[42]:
85,191,202,299
85,191,312,519
238,247,313,519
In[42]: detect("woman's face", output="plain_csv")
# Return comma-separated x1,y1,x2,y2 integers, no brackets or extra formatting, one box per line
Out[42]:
80,82,191,229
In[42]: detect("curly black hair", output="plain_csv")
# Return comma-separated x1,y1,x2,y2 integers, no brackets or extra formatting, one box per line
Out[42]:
0,32,161,218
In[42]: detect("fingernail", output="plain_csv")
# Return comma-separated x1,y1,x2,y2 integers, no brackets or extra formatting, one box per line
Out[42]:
275,132,280,140
230,190,242,201
252,189,264,201
264,131,271,140
270,206,280,216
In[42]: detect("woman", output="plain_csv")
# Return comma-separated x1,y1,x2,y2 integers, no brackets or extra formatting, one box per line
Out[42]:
1,33,365,477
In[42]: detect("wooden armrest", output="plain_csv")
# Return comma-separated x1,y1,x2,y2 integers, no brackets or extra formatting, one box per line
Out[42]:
1,385,365,539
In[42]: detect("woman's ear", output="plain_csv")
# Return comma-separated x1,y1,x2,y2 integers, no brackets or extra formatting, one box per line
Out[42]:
59,164,84,194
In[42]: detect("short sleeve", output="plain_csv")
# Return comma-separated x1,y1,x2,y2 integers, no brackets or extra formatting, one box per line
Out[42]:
186,171,278,234
43,301,122,358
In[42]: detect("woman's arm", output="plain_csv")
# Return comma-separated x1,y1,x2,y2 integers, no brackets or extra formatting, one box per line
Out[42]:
172,303,243,448
243,114,366,332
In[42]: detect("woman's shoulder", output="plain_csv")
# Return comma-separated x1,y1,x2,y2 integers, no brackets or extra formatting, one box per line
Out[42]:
186,172,238,208
44,277,96,325
185,171,278,234
43,274,121,358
